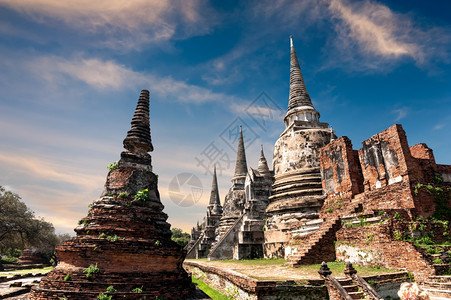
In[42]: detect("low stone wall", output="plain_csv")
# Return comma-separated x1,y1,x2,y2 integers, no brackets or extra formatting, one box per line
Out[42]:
184,260,409,299
185,261,327,299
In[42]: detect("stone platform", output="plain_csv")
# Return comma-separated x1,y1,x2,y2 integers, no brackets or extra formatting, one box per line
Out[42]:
185,259,410,299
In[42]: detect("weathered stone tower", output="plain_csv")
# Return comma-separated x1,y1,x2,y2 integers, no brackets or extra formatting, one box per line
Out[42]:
264,37,335,257
238,146,273,258
30,90,193,299
208,146,272,260
186,167,223,258
214,126,247,239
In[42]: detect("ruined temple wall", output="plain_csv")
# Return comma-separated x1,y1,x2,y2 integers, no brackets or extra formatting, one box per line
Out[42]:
358,124,412,192
318,124,451,214
335,218,438,282
319,136,363,201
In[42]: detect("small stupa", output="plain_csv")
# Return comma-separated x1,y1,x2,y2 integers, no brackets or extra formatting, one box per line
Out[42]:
30,90,193,299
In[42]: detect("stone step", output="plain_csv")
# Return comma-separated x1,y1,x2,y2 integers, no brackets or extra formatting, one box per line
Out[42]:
429,276,451,284
342,285,359,293
424,282,451,290
348,291,365,299
337,279,353,286
423,288,451,299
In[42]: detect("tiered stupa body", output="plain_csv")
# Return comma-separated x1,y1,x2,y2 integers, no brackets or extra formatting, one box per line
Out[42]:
238,146,273,258
264,37,335,258
30,90,193,299
186,167,223,258
214,127,247,240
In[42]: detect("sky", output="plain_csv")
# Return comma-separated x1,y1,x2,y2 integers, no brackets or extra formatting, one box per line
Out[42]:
0,0,450,235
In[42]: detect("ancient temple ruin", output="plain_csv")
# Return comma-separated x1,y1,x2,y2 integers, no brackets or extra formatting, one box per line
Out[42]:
208,144,272,260
285,124,451,282
264,36,335,257
214,126,248,239
30,90,193,299
186,167,223,258
185,37,450,291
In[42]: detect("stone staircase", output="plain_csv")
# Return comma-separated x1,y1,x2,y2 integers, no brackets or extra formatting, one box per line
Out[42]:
422,276,451,299
208,214,244,260
185,232,204,259
337,277,366,299
286,200,363,266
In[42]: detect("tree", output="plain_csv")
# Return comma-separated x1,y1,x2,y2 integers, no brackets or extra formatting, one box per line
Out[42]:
171,228,190,247
0,185,61,260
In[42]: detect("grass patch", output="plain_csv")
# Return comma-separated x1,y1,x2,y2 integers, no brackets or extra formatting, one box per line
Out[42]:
294,262,397,277
211,258,286,266
192,277,231,300
0,266,53,276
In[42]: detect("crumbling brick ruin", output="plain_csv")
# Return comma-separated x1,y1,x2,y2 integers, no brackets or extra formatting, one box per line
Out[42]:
186,166,223,259
287,124,451,281
187,36,450,289
30,90,193,299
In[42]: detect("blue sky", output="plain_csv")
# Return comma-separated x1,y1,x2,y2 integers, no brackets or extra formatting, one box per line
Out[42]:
0,0,450,234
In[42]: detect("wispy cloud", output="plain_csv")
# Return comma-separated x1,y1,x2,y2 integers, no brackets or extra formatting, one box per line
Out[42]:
433,123,445,130
0,0,216,50
392,107,409,121
0,152,104,191
327,0,451,70
25,55,236,104
329,0,420,60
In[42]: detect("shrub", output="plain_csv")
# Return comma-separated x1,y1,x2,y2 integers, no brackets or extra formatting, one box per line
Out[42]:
83,264,100,279
97,293,112,300
433,258,443,264
106,235,120,242
131,286,143,293
107,162,118,171
134,189,149,202
118,192,130,198
106,286,117,293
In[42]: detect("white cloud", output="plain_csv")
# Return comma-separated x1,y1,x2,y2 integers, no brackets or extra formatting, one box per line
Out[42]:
327,0,451,71
0,0,215,49
26,55,235,104
433,123,445,130
329,0,421,61
392,107,408,121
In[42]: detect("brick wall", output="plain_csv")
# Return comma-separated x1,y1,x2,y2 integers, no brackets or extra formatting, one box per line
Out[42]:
335,218,436,282
320,136,363,201
358,124,412,192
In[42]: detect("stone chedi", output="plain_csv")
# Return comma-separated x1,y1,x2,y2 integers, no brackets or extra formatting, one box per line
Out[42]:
214,126,248,239
208,146,272,260
264,37,335,257
30,90,193,299
238,146,273,258
186,167,223,258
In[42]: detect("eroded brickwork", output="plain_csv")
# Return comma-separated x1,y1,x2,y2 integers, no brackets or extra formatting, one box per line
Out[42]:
314,124,451,282
320,136,363,200
30,90,193,299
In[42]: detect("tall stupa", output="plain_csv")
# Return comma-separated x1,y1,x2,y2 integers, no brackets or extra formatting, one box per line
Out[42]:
264,37,335,257
30,90,194,299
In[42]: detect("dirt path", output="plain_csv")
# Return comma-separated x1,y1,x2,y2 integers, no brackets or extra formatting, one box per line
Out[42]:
186,260,324,281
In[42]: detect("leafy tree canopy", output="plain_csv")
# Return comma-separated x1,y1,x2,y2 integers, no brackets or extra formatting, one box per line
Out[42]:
0,185,69,260
171,228,190,247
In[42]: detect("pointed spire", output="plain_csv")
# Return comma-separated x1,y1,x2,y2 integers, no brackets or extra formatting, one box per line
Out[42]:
287,36,314,112
209,166,221,206
257,145,271,177
233,126,248,178
123,90,154,153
